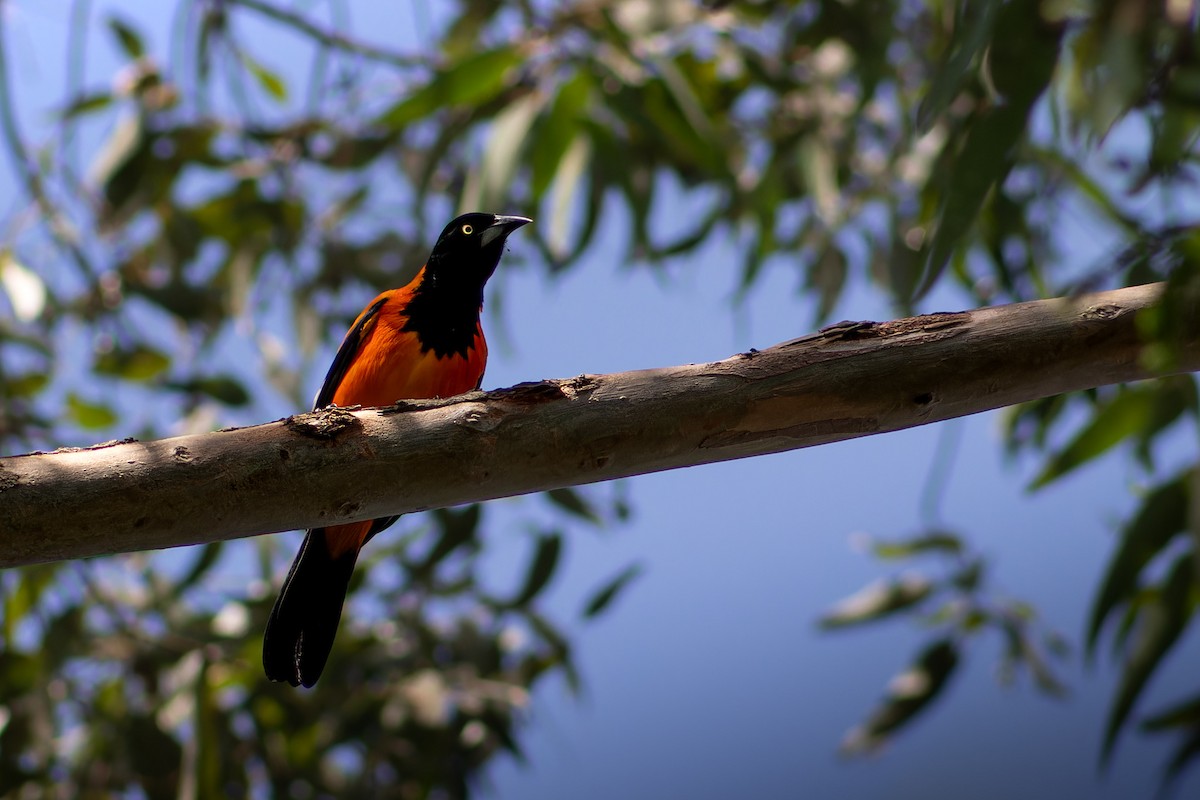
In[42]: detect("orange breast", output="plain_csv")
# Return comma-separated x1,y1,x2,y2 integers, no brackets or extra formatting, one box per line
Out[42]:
331,293,488,407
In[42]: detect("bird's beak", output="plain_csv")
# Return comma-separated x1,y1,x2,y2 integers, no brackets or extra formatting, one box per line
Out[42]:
480,214,532,248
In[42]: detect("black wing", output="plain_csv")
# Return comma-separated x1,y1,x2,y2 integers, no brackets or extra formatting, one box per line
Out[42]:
312,296,388,410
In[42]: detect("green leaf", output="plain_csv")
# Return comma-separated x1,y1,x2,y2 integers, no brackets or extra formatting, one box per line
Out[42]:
461,90,542,212
3,565,57,645
1160,728,1200,794
239,51,288,102
1142,693,1200,732
530,71,593,197
509,532,563,607
819,574,935,629
916,0,1061,300
997,615,1068,697
442,0,503,57
168,375,250,406
318,134,395,170
918,102,1027,300
1003,393,1075,457
58,92,114,120
841,639,960,755
1087,471,1189,655
7,372,48,398
177,543,224,592
94,344,171,381
546,134,592,261
916,0,1003,133
42,606,84,666
108,16,146,59
871,531,964,560
127,713,183,780
635,76,726,176
1030,388,1157,490
0,649,43,695
798,135,839,224
806,244,848,324
377,47,523,128
1134,376,1198,469
545,488,601,525
194,660,222,799
90,114,150,220
950,559,984,592
525,610,580,694
582,564,643,619
987,0,1065,106
652,55,724,172
418,505,482,574
67,392,118,429
1102,553,1194,762
479,707,525,761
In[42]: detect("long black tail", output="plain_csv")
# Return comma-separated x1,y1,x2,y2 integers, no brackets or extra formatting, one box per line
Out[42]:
263,530,358,688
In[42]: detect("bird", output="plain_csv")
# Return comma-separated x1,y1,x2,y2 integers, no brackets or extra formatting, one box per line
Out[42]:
263,211,531,688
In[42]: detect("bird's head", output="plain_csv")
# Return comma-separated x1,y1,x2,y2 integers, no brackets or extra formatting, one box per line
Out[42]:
425,212,531,285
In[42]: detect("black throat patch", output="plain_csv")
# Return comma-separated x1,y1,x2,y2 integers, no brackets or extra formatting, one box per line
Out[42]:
398,270,484,359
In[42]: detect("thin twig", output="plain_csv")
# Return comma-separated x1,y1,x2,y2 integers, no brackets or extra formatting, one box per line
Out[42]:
0,6,96,280
228,0,429,69
919,418,963,528
62,0,93,172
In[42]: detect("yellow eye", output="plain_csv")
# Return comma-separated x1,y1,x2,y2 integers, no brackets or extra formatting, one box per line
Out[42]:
461,224,474,235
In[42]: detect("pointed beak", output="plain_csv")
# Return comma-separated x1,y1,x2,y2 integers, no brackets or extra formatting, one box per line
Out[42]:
480,214,532,248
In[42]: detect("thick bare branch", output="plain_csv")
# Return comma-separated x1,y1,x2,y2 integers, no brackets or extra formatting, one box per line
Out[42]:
1,283,1196,567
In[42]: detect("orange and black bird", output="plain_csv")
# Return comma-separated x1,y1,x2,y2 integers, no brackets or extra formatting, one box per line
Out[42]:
263,212,531,688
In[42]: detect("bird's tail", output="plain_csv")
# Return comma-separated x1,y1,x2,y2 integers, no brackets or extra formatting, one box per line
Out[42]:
263,527,360,688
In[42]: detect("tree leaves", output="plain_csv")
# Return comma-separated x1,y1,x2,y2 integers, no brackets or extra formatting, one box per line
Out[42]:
1142,693,1200,791
166,375,251,407
1030,387,1158,490
582,564,643,619
918,102,1029,300
916,0,1064,300
530,72,593,197
841,639,960,755
1102,554,1195,763
507,532,563,608
94,345,171,382
108,16,146,60
915,0,1002,134
238,51,287,103
545,487,601,525
377,47,524,128
1087,471,1190,656
828,529,1070,753
66,393,118,430
818,575,934,629
1029,379,1198,490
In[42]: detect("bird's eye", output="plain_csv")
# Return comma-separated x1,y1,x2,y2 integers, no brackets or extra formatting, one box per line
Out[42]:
461,224,474,235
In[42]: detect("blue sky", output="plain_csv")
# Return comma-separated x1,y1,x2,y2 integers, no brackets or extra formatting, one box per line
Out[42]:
2,2,1197,798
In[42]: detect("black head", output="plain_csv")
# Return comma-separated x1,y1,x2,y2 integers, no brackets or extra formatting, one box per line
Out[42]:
401,212,531,358
425,212,532,285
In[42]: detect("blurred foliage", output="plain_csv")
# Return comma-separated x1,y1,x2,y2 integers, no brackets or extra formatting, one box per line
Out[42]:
823,528,1069,755
0,0,1197,795
0,503,640,798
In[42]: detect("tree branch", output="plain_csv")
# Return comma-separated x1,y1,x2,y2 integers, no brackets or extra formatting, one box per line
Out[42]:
1,283,1196,568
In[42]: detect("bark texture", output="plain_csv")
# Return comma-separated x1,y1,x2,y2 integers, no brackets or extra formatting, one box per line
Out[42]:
1,283,1196,567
